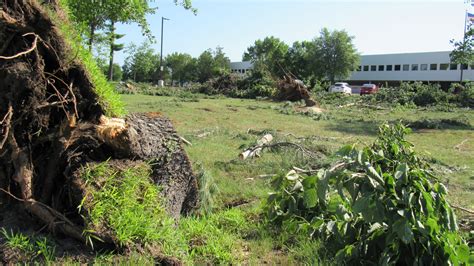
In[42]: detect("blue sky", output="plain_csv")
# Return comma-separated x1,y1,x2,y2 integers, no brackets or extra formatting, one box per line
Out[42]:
114,0,468,65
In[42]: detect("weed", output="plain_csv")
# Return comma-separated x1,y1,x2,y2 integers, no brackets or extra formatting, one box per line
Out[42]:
35,237,56,262
1,229,33,252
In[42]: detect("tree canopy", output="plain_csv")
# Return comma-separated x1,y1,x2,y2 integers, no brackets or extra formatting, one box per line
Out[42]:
308,28,359,83
243,36,289,78
123,41,160,82
450,28,474,81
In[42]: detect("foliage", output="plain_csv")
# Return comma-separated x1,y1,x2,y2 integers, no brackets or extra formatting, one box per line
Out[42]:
199,72,276,99
103,63,123,81
307,28,360,83
285,41,313,80
364,81,474,108
122,41,160,82
165,52,197,84
452,82,474,108
406,115,472,130
196,47,231,83
450,28,474,81
66,0,157,51
243,36,289,78
265,123,469,265
54,0,125,116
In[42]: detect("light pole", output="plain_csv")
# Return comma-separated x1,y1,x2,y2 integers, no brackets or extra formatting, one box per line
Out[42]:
158,17,170,87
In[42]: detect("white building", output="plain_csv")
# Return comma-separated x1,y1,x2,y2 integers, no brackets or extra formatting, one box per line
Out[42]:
230,61,253,75
349,51,473,83
229,51,472,83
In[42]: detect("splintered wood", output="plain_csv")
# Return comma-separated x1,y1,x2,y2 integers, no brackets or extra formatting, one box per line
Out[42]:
240,134,273,160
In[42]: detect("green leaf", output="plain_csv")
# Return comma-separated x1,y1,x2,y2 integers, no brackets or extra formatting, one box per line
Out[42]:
303,188,318,208
302,176,317,189
317,171,329,206
337,144,354,157
391,143,400,155
392,219,414,244
353,196,370,214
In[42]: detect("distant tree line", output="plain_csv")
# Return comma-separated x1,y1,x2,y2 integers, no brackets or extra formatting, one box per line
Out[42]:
65,0,359,85
121,43,230,84
243,28,360,85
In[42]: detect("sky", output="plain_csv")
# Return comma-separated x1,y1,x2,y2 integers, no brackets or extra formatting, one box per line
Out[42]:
114,0,469,66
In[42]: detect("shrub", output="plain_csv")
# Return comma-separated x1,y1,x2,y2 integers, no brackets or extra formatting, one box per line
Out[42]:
452,83,474,108
265,123,469,265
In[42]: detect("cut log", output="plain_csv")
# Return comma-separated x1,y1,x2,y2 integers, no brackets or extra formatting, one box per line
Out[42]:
240,134,273,160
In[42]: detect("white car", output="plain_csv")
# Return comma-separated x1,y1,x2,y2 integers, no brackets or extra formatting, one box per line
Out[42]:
329,82,352,94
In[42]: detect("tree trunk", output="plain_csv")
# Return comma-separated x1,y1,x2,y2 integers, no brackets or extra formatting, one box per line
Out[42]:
88,22,95,53
107,20,115,81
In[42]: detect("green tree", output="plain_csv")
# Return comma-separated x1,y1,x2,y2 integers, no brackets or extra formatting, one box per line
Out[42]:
308,28,359,83
67,0,107,52
165,52,197,84
102,63,123,81
122,41,160,82
450,28,474,81
196,47,230,83
243,36,289,78
285,40,312,80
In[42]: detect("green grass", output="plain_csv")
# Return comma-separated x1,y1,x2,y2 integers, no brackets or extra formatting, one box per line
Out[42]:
119,92,473,264
1,229,56,263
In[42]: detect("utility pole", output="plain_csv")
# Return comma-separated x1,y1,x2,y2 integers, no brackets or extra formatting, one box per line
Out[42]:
158,17,170,87
461,10,468,82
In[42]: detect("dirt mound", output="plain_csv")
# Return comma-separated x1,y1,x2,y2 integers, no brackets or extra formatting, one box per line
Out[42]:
0,0,198,258
275,75,318,107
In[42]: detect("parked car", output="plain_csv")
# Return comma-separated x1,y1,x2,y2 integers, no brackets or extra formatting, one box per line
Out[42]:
360,83,379,95
329,82,352,94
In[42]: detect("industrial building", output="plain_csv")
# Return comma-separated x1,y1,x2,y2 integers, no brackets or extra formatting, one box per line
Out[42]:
229,51,472,85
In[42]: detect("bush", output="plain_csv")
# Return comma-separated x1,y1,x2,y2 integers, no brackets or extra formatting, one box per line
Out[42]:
265,123,469,265
452,83,474,108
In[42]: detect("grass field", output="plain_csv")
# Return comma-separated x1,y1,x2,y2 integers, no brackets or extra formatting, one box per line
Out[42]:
121,93,473,263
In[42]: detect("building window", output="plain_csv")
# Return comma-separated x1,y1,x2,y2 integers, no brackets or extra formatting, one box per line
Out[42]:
370,65,376,71
363,65,369,71
378,65,384,71
357,65,361,71
420,64,428,71
440,63,449,70
386,65,393,71
461,64,468,70
430,64,437,70
394,64,401,71
402,64,409,71
411,64,418,71
450,64,458,70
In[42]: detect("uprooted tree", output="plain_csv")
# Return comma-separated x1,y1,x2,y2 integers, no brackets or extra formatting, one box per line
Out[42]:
0,0,198,253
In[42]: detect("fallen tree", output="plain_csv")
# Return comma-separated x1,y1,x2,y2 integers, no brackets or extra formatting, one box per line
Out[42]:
275,74,318,107
0,0,198,258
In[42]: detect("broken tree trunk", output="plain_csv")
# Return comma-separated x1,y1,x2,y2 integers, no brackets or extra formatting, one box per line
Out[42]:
0,0,198,251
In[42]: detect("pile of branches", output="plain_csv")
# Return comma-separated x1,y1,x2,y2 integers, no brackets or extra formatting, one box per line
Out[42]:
199,73,242,96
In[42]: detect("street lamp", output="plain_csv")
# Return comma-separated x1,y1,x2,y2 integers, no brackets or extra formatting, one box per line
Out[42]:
158,17,170,87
